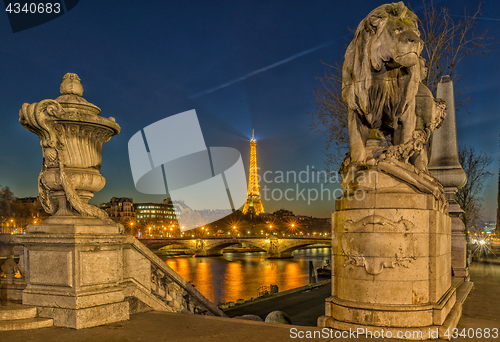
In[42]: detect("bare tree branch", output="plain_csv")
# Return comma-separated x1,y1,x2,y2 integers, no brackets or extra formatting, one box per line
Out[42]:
456,145,493,230
418,0,498,111
307,61,349,172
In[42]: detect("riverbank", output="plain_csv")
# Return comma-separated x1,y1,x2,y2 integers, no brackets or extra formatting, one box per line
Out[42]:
223,279,331,326
157,248,332,305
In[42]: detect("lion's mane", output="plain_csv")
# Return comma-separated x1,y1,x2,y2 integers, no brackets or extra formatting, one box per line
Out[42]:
342,1,421,131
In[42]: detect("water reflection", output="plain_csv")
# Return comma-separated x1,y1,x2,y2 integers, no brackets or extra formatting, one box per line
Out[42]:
159,247,331,304
193,262,212,302
223,262,243,302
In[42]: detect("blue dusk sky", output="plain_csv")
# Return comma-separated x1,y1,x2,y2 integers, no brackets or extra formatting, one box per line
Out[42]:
0,0,499,219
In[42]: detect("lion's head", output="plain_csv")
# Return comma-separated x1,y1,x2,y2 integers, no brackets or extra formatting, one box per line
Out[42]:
342,1,423,123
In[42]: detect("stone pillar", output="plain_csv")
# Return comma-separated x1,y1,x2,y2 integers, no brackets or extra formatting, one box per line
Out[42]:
318,3,464,338
18,74,129,329
318,170,459,339
195,250,223,257
428,76,469,279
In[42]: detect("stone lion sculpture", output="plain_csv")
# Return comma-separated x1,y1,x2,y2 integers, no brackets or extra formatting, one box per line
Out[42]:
342,1,424,168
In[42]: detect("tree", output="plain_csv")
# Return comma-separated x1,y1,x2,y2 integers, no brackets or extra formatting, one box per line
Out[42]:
309,62,349,172
456,145,493,230
497,134,500,236
309,1,498,171
0,185,14,225
418,1,496,101
10,199,40,231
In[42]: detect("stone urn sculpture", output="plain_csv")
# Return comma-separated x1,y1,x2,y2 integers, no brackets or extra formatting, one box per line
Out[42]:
19,73,122,233
18,74,130,329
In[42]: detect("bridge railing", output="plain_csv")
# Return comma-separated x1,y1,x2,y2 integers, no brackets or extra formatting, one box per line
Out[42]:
0,234,26,301
124,236,226,317
139,235,331,240
0,233,225,317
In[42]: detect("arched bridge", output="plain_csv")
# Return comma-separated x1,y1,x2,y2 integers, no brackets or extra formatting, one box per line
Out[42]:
139,236,331,259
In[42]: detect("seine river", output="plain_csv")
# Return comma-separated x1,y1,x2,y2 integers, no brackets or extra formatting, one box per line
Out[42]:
159,247,331,305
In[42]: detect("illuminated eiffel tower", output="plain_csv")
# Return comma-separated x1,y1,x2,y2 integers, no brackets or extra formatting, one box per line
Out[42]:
242,130,264,215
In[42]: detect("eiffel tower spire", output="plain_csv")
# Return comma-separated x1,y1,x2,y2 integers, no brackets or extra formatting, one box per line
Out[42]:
242,130,264,215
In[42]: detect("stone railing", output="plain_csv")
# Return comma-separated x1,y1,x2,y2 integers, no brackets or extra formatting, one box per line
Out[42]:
0,233,225,318
0,234,26,301
121,236,226,317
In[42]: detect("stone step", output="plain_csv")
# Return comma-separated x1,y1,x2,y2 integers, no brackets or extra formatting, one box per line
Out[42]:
456,281,474,304
0,304,37,321
0,317,53,331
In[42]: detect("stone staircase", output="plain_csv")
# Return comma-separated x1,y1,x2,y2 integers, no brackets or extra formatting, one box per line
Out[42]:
0,302,53,331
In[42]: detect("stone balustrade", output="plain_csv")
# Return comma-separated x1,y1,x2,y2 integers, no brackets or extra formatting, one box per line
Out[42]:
0,234,225,320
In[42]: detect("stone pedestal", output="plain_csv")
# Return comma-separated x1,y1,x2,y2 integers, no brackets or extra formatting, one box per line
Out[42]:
17,73,130,329
319,171,460,339
19,220,129,329
428,76,468,280
450,210,468,278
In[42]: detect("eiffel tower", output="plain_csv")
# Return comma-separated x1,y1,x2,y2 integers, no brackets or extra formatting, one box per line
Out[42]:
242,130,264,215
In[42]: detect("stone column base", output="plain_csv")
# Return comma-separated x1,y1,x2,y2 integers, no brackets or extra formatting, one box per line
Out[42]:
318,303,461,340
319,286,459,339
19,231,130,329
324,169,460,340
453,267,469,278
36,299,128,329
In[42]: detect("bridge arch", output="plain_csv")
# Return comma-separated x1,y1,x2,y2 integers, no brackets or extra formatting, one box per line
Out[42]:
203,241,267,256
139,237,331,259
141,241,196,252
277,243,331,258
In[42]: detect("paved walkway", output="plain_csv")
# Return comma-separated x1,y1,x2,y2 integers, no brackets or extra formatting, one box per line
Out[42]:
0,261,498,341
451,261,500,342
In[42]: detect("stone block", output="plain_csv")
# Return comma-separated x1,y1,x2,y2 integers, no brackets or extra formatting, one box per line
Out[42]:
336,276,413,305
435,254,450,280
329,183,454,330
411,280,430,304
335,253,429,282
79,250,120,286
374,193,432,210
336,193,376,211
27,216,120,235
123,248,151,289
411,233,430,257
339,208,430,233
39,301,129,329
330,300,433,327
23,286,126,309
28,250,73,287
433,289,456,326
